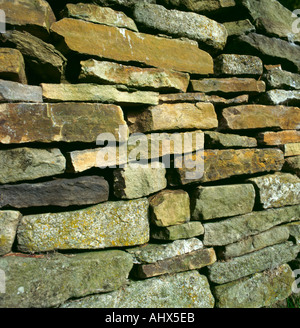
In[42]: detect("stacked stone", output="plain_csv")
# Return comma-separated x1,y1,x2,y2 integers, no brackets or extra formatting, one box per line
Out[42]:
0,0,299,309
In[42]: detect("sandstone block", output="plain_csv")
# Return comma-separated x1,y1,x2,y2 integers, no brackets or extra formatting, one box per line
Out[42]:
0,48,27,84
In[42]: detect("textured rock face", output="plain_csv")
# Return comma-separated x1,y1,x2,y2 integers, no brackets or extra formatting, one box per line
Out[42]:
0,80,43,103
0,48,27,84
191,184,255,220
149,189,190,227
248,173,300,209
0,251,133,308
151,222,204,240
207,242,299,284
60,271,215,308
214,54,263,76
213,264,294,308
258,131,300,146
263,68,300,90
0,176,109,209
204,131,257,148
221,105,300,131
261,89,300,106
0,148,66,184
94,0,156,8
160,0,236,13
113,164,167,199
128,102,218,133
51,18,214,74
62,3,138,31
283,156,300,177
203,205,300,246
190,78,266,94
0,211,22,256
133,3,228,51
17,198,150,253
79,59,190,92
223,19,255,37
0,103,128,144
281,143,300,157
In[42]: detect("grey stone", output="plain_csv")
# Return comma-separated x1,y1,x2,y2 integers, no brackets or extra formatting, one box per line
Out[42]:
0,250,133,308
94,0,156,8
151,222,204,240
0,211,22,256
263,68,300,90
0,79,43,103
208,241,299,284
204,131,257,148
0,148,66,184
203,205,300,246
133,3,227,51
60,270,215,308
0,176,109,209
191,184,255,220
284,221,300,245
113,164,167,199
214,264,294,308
260,89,300,106
283,156,300,177
223,19,255,36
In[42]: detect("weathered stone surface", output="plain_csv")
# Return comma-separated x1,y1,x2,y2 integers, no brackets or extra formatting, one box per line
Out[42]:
62,3,138,31
0,211,22,256
191,184,255,221
239,0,300,42
207,242,299,284
213,264,294,308
60,270,215,308
0,80,43,103
160,0,236,13
0,0,56,40
258,131,300,146
41,83,159,105
17,198,150,253
0,250,133,308
248,173,300,209
149,189,190,227
221,105,300,130
284,221,300,245
214,54,263,76
219,226,290,260
260,89,300,106
0,103,128,144
0,48,27,84
79,59,190,92
159,93,249,105
280,143,300,157
126,238,203,264
113,164,167,199
190,78,266,94
151,221,204,240
133,3,227,51
283,156,300,177
0,148,66,184
0,176,109,209
128,103,218,133
230,33,300,73
204,131,257,148
171,149,284,185
94,0,156,8
223,19,255,37
0,30,66,83
203,205,300,246
69,130,203,172
134,248,216,278
263,68,300,90
51,18,213,75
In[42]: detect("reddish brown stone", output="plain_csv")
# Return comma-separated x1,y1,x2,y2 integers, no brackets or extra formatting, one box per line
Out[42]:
258,131,300,146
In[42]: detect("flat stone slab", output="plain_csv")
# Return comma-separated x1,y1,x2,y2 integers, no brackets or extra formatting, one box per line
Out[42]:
258,131,300,146
41,83,159,105
204,131,257,148
127,102,218,133
203,204,300,246
60,270,215,308
0,176,109,209
79,59,190,92
191,184,255,220
0,103,128,144
260,89,300,106
221,105,300,130
263,68,300,90
0,48,27,84
283,156,300,177
51,18,213,75
17,198,150,253
0,79,43,103
190,78,266,94
280,143,300,157
248,173,300,209
0,148,66,184
213,264,294,308
207,242,299,284
0,250,133,308
0,211,22,256
223,19,255,37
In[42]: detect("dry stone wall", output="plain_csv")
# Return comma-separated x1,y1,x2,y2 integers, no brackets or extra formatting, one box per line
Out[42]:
0,0,299,309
